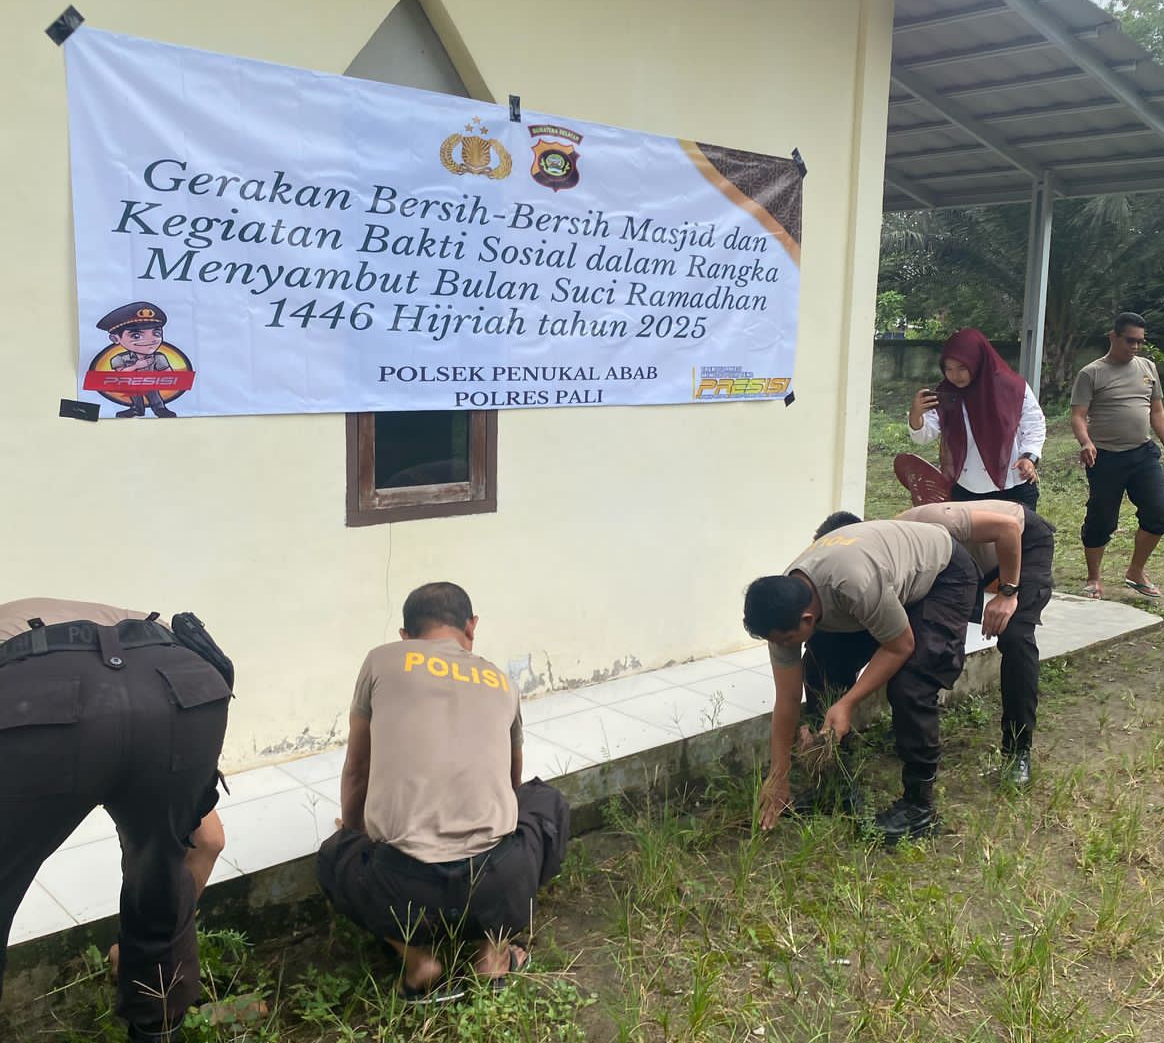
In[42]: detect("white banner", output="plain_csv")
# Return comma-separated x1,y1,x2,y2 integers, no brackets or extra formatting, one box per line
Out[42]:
65,27,802,418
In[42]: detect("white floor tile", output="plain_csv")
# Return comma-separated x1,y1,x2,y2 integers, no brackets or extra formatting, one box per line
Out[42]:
525,708,676,765
519,690,600,725
218,764,302,808
964,621,996,655
684,670,776,719
60,807,117,850
649,659,746,687
713,646,771,671
11,882,77,945
36,837,124,924
277,748,348,786
520,732,596,779
580,672,677,705
614,685,757,737
306,774,342,806
216,787,340,874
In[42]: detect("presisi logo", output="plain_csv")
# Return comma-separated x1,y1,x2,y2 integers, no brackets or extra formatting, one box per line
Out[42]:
694,376,792,398
403,651,510,690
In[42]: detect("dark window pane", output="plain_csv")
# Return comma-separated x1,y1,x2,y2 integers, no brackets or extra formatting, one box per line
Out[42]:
372,410,470,488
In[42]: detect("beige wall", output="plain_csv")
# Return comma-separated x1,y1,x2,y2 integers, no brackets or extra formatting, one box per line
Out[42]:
1,0,892,769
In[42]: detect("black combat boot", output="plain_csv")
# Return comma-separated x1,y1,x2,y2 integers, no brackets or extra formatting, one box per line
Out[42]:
872,774,938,845
1003,747,1032,788
1002,724,1033,789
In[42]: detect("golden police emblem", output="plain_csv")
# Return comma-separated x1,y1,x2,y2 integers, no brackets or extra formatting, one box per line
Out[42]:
440,116,512,179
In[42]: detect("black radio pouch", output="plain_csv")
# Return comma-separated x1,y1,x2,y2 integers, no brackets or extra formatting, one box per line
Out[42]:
171,612,235,691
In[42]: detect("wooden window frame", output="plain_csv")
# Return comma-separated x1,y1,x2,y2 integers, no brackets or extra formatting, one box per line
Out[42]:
345,410,497,525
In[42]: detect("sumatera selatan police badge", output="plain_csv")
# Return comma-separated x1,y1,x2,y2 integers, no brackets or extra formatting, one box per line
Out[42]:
529,124,582,191
440,116,512,179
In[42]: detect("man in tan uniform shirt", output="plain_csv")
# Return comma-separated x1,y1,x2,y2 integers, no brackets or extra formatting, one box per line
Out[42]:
1071,311,1164,599
317,582,568,1002
743,521,979,844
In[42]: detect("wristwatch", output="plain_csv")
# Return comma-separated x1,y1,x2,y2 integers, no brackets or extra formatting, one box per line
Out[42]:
997,582,1020,597
1019,452,1039,465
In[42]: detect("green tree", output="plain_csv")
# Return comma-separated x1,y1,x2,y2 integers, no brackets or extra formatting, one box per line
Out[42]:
1099,1,1164,60
875,290,907,334
879,195,1164,398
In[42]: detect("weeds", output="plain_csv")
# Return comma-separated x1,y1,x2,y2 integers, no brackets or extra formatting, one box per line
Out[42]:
14,382,1164,1042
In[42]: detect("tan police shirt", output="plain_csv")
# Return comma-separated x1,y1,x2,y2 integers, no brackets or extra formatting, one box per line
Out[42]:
351,637,523,863
0,598,151,641
1071,356,1162,452
898,500,1024,576
769,521,953,668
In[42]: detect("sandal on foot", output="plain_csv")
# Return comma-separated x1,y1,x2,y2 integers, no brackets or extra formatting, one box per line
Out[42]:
489,947,532,992
1081,583,1103,600
1125,578,1161,598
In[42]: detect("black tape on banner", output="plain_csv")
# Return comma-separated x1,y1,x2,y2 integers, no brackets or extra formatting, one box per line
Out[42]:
46,6,84,45
784,390,796,407
59,399,100,422
509,94,521,122
792,147,807,179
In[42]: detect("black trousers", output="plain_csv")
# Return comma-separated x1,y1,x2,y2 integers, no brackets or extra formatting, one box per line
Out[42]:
318,779,569,946
978,509,1055,751
0,625,230,1029
802,542,979,793
951,480,1040,511
1081,441,1164,546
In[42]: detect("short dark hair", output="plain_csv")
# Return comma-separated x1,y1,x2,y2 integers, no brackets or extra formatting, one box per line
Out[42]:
743,576,812,639
402,582,474,636
813,511,863,541
1115,312,1146,335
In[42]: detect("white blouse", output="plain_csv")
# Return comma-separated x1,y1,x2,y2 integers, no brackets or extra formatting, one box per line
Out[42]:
908,384,1047,493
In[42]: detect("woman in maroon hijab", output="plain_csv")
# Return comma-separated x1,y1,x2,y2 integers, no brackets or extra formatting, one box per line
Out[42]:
907,329,1047,508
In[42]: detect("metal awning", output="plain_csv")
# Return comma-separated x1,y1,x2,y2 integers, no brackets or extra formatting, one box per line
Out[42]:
886,0,1164,211
884,0,1164,392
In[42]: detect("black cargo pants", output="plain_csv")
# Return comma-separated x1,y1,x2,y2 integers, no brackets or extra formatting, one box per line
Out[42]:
974,508,1055,752
318,778,570,946
802,542,980,793
0,620,230,1029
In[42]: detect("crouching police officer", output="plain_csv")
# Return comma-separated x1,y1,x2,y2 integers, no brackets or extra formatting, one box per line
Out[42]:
0,598,233,1043
318,582,569,1001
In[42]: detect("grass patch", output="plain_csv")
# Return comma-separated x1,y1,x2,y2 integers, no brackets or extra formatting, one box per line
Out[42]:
12,377,1164,1041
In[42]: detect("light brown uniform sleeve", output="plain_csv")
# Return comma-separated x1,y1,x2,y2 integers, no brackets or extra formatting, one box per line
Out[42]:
769,640,801,669
350,652,375,719
510,700,523,747
839,579,911,646
1070,366,1095,408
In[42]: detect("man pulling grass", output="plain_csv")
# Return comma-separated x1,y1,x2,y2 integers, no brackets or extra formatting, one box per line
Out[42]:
744,521,979,843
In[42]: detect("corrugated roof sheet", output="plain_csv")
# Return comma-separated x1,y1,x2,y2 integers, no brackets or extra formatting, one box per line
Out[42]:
885,0,1164,209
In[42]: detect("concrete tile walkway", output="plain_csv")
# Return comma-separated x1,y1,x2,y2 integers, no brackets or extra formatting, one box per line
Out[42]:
10,593,1160,946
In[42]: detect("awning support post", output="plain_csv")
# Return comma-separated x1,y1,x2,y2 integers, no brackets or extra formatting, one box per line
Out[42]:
1020,172,1054,395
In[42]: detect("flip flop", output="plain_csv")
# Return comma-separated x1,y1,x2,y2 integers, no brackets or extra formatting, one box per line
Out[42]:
1125,578,1162,598
1081,583,1103,600
488,947,532,992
